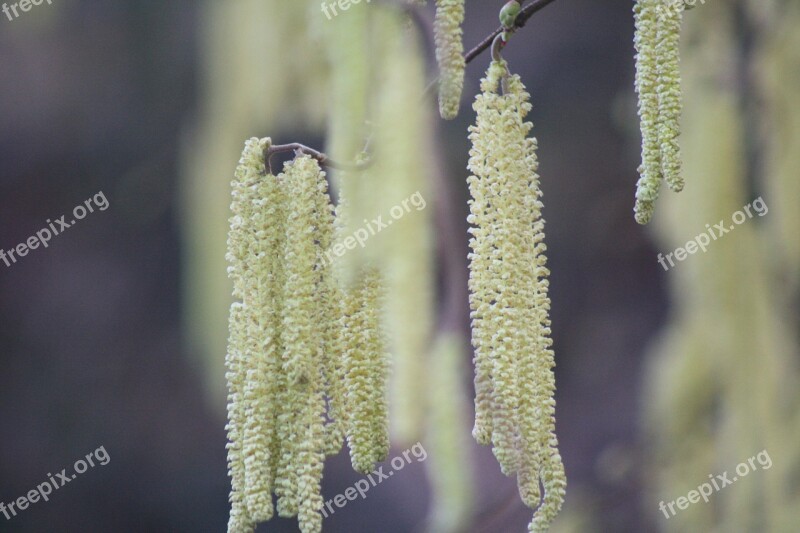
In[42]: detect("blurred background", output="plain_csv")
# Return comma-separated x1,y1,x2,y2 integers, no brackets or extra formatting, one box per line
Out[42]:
0,1,797,532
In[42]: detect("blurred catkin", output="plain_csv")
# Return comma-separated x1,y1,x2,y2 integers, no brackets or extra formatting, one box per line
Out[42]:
426,334,474,533
184,0,326,409
372,8,436,447
643,3,800,531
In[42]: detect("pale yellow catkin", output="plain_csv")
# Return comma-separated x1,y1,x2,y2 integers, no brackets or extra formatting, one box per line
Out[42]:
467,60,565,532
275,154,327,520
240,142,280,523
434,0,466,119
225,137,272,532
224,147,335,533
344,269,390,474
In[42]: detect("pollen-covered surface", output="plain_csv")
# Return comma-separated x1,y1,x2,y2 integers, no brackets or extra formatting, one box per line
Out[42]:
224,143,368,533
434,0,466,119
655,3,685,193
633,0,686,224
343,269,391,474
467,61,566,532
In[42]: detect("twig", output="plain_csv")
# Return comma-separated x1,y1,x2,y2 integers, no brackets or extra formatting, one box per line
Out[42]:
464,0,559,64
424,0,560,99
265,143,369,174
270,0,561,172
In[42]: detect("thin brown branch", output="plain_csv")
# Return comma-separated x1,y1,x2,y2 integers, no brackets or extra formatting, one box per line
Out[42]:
424,0,560,100
265,143,369,174
464,0,560,63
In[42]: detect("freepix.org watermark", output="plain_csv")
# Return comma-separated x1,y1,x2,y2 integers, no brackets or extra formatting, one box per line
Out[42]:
322,190,426,267
2,0,52,22
659,449,772,519
0,191,109,269
320,0,371,21
657,196,768,271
1,446,110,521
321,442,427,518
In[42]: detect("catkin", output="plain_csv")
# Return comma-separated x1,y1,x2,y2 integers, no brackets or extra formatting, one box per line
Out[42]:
633,0,686,224
226,137,272,532
434,0,466,119
633,0,663,224
344,269,391,474
467,60,566,532
373,9,435,446
225,143,345,533
655,2,685,192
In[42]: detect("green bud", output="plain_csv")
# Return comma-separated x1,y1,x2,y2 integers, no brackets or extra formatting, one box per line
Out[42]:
499,1,521,30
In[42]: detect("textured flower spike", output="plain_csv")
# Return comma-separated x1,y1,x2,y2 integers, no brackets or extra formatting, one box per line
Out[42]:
633,0,663,224
468,60,565,532
655,2,685,193
344,269,390,474
434,0,466,119
633,0,686,223
225,144,349,533
315,170,348,458
274,154,328,521
225,137,274,532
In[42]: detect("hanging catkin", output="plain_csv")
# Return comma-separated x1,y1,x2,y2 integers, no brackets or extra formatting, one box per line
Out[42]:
655,2,685,193
225,141,346,533
343,269,391,473
633,0,663,225
467,60,566,532
372,8,435,446
633,0,685,224
434,0,466,119
225,137,273,532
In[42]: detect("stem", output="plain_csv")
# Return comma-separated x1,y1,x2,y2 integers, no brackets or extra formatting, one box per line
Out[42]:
424,0,560,99
265,143,368,174
464,0,560,64
271,0,561,171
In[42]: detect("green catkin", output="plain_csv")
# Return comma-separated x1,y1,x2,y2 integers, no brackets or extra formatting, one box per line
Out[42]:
316,174,348,458
655,3,685,192
633,0,663,224
225,138,272,532
434,0,466,119
344,269,390,474
261,168,288,496
239,141,277,523
225,306,255,533
274,154,327,519
633,0,686,223
468,60,566,531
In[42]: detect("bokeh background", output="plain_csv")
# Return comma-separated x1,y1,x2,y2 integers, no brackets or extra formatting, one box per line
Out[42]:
1,1,797,532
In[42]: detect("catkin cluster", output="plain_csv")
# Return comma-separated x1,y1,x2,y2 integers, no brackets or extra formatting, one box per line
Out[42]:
467,61,566,532
633,0,685,224
434,0,466,119
225,139,389,533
